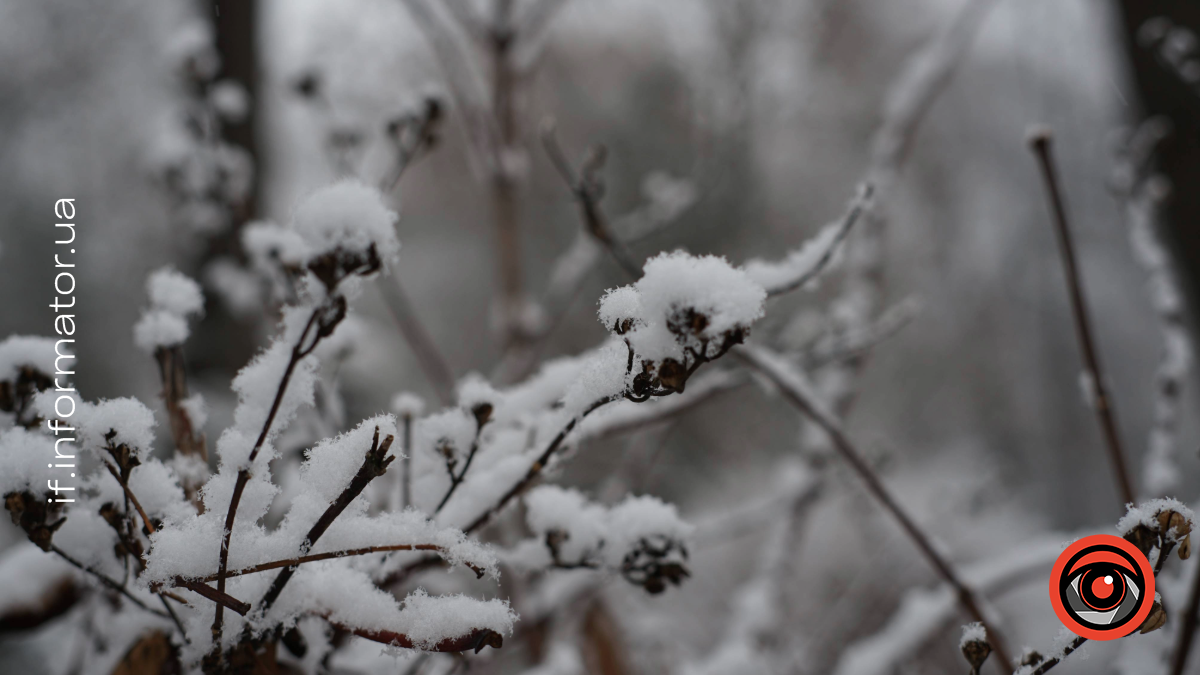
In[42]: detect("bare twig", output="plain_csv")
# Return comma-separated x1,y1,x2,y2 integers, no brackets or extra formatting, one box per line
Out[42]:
398,0,503,173
435,421,486,514
734,343,1013,673
378,279,456,406
101,461,156,536
541,121,642,277
173,578,251,616
382,98,444,192
384,396,617,586
1028,129,1136,507
463,396,614,534
49,545,167,619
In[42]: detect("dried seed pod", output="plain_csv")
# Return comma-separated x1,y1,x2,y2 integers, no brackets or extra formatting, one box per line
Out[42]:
1140,600,1167,634
656,359,688,393
959,623,991,675
961,637,991,674
1180,535,1191,560
1124,524,1156,557
471,402,494,428
1168,511,1192,537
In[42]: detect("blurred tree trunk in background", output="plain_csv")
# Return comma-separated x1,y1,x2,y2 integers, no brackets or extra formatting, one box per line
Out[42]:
190,0,262,380
213,0,261,219
1118,0,1200,307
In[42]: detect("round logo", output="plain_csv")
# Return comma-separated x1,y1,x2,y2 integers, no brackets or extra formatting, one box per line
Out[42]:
1049,534,1155,640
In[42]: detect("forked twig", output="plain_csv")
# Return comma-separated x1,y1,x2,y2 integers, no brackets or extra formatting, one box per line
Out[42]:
257,427,395,614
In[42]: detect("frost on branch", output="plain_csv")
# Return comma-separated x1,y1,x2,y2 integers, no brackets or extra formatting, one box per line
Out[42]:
741,184,873,295
511,486,693,594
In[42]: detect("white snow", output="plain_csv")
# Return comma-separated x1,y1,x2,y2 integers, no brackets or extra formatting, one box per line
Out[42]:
291,180,400,267
1117,498,1194,539
74,397,157,457
0,427,56,494
146,267,205,316
959,621,986,647
390,392,426,418
133,309,190,352
0,335,57,381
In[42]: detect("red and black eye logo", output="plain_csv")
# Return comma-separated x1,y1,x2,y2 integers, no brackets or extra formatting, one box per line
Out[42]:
1049,534,1155,640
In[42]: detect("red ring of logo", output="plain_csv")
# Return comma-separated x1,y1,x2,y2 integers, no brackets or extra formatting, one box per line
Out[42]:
1048,534,1155,641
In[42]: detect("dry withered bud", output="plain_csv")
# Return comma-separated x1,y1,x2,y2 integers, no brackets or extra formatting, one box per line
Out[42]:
960,635,992,674
621,536,691,595
292,71,320,99
0,365,54,428
1123,524,1156,557
471,402,494,428
5,491,66,552
1140,600,1167,634
1157,509,1192,559
281,625,308,658
656,358,688,393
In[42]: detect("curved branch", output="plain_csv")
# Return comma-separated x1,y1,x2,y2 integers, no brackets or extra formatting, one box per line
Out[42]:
735,343,1014,673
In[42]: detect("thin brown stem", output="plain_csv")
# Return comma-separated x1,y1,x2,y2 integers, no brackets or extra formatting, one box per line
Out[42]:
213,306,323,648
734,343,1014,673
174,578,251,616
1171,560,1200,675
463,396,614,534
1028,129,1136,508
49,545,167,618
435,422,485,514
102,461,156,535
159,595,190,642
540,122,642,278
384,396,616,586
490,0,526,346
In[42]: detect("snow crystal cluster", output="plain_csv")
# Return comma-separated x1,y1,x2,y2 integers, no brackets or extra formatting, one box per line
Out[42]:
598,251,765,400
1117,498,1194,539
0,335,58,385
0,335,58,429
133,267,205,353
511,485,694,594
243,180,399,295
